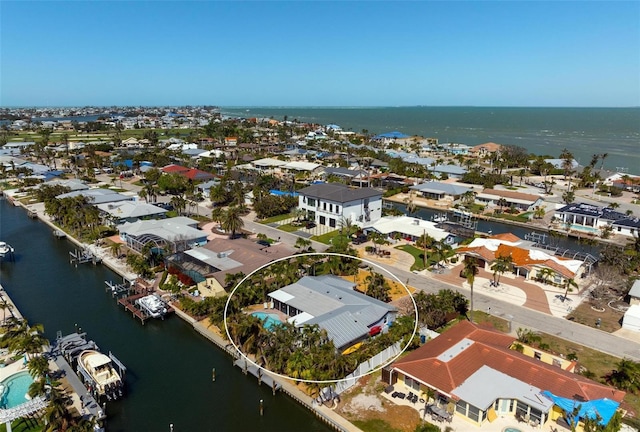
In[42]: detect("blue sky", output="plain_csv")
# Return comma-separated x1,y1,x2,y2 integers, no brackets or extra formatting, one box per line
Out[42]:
1,1,639,107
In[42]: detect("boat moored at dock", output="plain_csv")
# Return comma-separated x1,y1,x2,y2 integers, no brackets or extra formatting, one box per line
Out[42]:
0,242,15,261
78,350,124,401
135,294,169,319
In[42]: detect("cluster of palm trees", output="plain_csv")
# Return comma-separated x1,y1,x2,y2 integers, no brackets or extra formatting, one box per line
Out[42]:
42,193,102,241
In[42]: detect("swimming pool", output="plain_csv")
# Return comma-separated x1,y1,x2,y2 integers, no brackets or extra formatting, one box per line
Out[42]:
0,371,34,409
251,312,283,330
502,428,523,432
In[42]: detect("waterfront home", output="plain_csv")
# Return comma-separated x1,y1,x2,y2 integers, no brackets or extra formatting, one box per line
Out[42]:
167,237,293,290
543,158,580,170
96,201,168,226
389,321,624,429
456,233,586,283
298,183,383,227
267,275,397,352
475,188,543,212
469,142,502,158
56,188,134,205
363,216,455,245
554,202,640,237
117,216,206,253
410,181,473,202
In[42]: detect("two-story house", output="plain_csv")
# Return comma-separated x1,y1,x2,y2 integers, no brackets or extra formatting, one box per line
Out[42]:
297,183,383,228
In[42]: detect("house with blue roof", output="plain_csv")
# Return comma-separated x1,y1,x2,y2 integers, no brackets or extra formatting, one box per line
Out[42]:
555,202,640,237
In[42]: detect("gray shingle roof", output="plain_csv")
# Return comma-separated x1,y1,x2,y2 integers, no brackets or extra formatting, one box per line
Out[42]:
410,181,472,196
298,183,381,203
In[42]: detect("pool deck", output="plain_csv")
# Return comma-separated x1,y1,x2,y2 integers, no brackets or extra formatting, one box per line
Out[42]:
382,382,564,431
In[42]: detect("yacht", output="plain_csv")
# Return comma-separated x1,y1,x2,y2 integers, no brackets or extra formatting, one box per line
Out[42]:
78,350,124,401
135,294,168,319
0,242,14,259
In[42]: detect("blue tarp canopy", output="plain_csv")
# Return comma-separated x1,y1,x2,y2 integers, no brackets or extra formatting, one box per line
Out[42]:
374,131,410,139
542,391,619,426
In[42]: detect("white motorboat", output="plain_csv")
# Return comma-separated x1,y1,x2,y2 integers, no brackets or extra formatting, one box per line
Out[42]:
78,350,123,400
432,214,448,223
135,294,168,319
0,242,14,258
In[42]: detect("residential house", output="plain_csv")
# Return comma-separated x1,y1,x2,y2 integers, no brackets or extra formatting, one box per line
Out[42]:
469,142,502,158
456,233,586,283
475,189,543,212
268,275,397,352
96,201,168,226
554,203,640,237
430,165,467,180
363,216,456,245
298,183,383,228
56,188,134,205
117,216,206,253
322,167,370,186
410,181,473,202
167,237,294,292
390,321,624,429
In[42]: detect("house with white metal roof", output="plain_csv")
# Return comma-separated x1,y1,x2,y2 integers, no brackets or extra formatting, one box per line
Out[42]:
410,181,473,201
96,201,168,226
56,188,134,205
363,216,455,244
268,275,397,352
117,216,206,253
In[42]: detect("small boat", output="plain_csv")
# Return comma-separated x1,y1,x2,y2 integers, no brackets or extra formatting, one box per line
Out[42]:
432,213,448,223
135,294,168,319
78,350,124,400
53,229,67,239
0,242,14,258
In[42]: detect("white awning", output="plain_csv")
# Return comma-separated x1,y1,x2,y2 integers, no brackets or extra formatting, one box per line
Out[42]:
268,289,294,303
288,312,314,326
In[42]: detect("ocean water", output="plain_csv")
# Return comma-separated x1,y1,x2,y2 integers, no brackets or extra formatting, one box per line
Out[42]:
221,106,640,175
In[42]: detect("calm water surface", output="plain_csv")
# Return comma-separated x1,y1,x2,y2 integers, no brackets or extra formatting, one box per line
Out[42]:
0,198,331,432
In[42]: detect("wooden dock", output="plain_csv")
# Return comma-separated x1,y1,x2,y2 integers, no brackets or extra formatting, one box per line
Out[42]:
117,293,174,325
69,248,101,266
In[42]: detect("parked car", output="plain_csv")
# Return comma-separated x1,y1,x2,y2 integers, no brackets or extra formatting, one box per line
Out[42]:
305,221,316,229
257,239,271,247
352,235,368,245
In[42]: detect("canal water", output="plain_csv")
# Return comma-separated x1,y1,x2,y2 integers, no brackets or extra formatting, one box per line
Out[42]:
386,202,601,255
0,198,331,432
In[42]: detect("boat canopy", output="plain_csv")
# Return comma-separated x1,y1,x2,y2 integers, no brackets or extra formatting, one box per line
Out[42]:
85,352,112,369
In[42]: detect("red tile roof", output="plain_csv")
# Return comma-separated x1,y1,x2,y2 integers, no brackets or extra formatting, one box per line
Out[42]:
393,321,624,402
162,164,190,174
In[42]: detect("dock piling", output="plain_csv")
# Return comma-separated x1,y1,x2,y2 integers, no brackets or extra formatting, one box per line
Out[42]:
212,367,216,382
260,399,264,416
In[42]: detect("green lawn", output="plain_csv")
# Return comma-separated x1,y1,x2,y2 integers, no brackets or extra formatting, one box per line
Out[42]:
491,212,530,223
311,230,342,245
395,244,429,271
0,419,42,432
278,224,299,232
352,419,403,432
259,213,294,224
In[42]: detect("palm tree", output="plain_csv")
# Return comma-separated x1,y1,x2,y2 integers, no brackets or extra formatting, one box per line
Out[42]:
496,197,508,213
537,268,555,285
490,255,512,285
221,206,244,239
562,277,578,302
533,206,546,220
461,258,479,323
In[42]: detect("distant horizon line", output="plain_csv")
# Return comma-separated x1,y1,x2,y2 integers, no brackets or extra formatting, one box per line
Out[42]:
1,104,638,110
